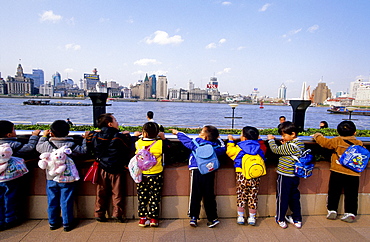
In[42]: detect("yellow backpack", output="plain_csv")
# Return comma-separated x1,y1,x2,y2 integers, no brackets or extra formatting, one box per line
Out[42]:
241,154,266,179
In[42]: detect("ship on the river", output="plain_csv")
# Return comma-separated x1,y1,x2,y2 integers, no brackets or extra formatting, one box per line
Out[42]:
22,100,96,106
327,106,370,116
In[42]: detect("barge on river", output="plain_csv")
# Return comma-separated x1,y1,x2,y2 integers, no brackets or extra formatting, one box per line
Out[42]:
23,100,96,106
327,106,370,116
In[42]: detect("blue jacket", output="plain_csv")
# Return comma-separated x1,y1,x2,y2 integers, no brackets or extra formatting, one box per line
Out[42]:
177,132,226,169
226,140,265,172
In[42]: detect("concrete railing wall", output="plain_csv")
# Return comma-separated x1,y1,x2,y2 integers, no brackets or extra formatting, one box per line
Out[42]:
20,137,370,219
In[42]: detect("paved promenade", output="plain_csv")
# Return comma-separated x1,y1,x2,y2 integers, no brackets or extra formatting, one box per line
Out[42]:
1,215,370,241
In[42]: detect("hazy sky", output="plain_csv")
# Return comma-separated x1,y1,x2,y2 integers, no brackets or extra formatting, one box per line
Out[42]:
1,0,369,98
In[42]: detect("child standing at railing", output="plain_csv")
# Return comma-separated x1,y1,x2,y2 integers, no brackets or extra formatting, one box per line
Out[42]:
226,126,266,226
134,122,171,227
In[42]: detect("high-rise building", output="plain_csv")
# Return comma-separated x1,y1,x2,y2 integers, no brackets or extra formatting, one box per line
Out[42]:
156,75,168,99
149,74,156,97
207,77,218,91
312,82,332,104
52,72,61,86
350,79,370,99
278,83,287,100
32,69,44,87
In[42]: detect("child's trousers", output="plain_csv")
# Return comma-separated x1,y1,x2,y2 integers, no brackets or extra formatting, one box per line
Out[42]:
137,173,163,219
189,169,218,221
46,180,76,226
327,171,359,215
276,174,302,222
0,179,19,225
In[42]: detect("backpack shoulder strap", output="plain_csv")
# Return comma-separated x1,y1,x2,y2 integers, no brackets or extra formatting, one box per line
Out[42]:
146,140,157,150
48,140,58,150
343,139,354,146
192,139,200,148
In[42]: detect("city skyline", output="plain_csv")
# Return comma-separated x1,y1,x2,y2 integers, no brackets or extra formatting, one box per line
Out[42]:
1,1,370,98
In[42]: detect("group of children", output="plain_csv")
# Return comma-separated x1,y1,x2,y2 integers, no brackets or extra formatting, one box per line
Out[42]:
0,115,366,232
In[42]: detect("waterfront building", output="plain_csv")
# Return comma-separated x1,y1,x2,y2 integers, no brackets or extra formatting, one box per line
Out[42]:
188,88,207,101
312,82,332,105
25,69,44,87
149,74,157,97
82,69,100,92
0,73,6,95
121,87,132,99
5,64,34,95
39,82,54,96
130,74,152,99
278,83,287,100
107,80,120,88
52,72,61,86
352,82,370,106
188,80,195,90
156,75,168,99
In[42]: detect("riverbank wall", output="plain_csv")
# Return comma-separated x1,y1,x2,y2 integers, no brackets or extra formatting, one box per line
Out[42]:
13,134,370,220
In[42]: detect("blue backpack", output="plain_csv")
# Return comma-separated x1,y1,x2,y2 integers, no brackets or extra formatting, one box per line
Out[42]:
290,143,314,178
192,139,220,174
339,140,370,173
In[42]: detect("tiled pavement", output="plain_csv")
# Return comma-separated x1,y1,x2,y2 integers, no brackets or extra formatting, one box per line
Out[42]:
1,215,370,241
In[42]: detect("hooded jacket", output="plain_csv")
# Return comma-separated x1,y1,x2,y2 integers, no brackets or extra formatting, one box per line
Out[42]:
226,140,265,173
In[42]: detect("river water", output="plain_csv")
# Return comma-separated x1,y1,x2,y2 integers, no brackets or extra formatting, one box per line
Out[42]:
1,98,369,130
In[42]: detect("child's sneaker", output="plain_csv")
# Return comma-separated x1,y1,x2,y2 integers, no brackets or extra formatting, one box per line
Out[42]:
189,217,198,227
138,217,149,227
285,215,302,229
276,219,288,229
247,216,256,226
150,218,159,227
237,216,245,225
341,213,356,223
207,219,220,228
327,210,337,220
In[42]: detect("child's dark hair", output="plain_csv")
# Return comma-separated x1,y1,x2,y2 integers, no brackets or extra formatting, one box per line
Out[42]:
202,125,219,142
143,122,160,138
0,120,14,138
50,120,70,137
278,121,297,135
97,113,115,129
242,126,259,140
337,121,356,137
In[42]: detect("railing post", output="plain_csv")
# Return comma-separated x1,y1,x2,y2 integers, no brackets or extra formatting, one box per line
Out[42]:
88,92,109,127
289,100,311,133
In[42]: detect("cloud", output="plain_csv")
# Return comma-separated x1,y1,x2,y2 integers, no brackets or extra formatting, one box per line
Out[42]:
65,43,81,51
219,38,226,44
285,79,295,83
99,18,110,23
237,46,246,50
206,43,217,49
206,38,226,49
222,2,232,5
134,58,162,66
217,68,231,75
282,28,302,41
127,17,134,24
307,24,319,33
64,68,75,73
145,31,184,45
259,3,271,12
39,10,62,23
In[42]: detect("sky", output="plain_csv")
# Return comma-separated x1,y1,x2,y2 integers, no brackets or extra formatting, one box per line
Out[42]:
1,0,370,99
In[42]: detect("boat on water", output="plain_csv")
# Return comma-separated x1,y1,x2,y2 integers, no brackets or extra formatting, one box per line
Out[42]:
327,106,370,116
23,100,95,106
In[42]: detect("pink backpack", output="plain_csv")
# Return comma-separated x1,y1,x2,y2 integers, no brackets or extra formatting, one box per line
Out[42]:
136,141,158,171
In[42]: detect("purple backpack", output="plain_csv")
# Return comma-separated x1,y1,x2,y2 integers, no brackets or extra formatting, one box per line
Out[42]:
136,141,158,171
